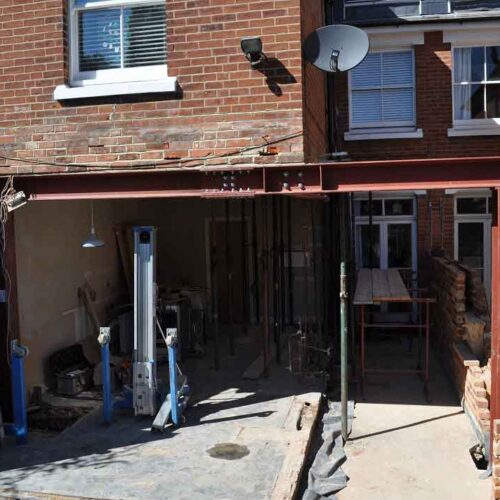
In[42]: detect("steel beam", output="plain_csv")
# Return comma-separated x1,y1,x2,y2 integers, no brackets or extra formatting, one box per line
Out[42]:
14,156,500,201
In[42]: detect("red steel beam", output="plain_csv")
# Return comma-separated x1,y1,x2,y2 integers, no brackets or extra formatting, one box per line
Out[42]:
12,156,500,200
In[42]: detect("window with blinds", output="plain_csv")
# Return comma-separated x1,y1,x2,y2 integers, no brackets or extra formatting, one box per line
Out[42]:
71,0,166,85
350,50,416,129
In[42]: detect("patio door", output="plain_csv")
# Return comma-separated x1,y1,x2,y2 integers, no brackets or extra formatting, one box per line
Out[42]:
355,196,417,280
454,193,492,305
355,195,417,321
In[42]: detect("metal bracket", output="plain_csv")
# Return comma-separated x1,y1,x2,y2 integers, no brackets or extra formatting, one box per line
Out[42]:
166,328,178,347
11,340,28,358
98,327,111,346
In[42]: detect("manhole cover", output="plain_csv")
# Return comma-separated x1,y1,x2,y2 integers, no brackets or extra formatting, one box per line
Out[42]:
207,443,250,460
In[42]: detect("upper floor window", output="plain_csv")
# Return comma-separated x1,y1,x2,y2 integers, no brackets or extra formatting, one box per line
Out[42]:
346,50,422,140
69,0,167,87
453,46,500,121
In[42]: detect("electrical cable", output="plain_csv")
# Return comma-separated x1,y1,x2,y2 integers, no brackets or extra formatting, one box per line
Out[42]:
0,131,303,173
0,176,14,366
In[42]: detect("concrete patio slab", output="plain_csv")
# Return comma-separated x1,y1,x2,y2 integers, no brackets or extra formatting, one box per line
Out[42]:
338,338,490,500
0,335,323,500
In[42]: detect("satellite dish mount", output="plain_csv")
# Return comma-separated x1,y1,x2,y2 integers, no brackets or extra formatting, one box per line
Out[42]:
303,24,369,73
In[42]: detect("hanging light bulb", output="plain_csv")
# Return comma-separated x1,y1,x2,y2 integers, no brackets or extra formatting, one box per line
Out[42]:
82,201,104,248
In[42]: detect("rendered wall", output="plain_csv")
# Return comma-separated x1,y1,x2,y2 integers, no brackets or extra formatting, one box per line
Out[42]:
13,198,209,391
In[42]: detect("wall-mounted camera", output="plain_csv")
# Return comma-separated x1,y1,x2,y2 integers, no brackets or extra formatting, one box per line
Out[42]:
241,37,264,68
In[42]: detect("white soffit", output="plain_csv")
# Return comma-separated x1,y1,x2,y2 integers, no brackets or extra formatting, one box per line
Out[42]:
368,31,425,50
444,23,500,45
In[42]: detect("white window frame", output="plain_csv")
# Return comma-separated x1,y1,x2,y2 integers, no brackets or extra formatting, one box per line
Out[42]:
450,44,500,136
69,0,167,86
55,0,175,100
354,193,418,277
453,191,492,304
346,47,423,141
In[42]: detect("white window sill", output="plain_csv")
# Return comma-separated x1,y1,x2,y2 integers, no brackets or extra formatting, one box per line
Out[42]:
54,78,177,100
344,129,423,141
448,127,500,137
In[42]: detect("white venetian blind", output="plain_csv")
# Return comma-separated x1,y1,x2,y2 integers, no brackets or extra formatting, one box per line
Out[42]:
78,3,166,73
351,51,415,127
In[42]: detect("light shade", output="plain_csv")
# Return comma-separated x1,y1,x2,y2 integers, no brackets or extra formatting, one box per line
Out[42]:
82,227,104,248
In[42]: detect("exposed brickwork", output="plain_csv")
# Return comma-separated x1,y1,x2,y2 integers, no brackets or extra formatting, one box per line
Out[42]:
430,256,491,450
300,0,327,162
416,190,454,286
337,30,500,161
463,265,491,319
464,360,490,435
0,0,324,175
430,257,466,345
493,419,500,498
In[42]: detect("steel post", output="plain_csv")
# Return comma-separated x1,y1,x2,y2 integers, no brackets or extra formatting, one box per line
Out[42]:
340,261,348,443
168,342,179,426
210,201,220,370
98,327,113,424
8,341,28,444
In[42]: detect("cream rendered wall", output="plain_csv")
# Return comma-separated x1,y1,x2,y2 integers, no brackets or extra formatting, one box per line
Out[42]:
13,198,209,392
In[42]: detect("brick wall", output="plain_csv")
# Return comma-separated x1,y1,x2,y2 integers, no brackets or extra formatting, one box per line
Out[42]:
493,419,500,499
430,256,491,451
337,30,500,161
0,0,324,175
430,257,466,345
416,191,454,285
300,0,327,162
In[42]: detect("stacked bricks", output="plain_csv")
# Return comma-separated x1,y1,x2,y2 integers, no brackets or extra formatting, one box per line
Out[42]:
430,257,466,345
463,358,490,436
493,419,500,499
336,30,500,161
0,0,325,176
430,256,492,449
460,264,491,319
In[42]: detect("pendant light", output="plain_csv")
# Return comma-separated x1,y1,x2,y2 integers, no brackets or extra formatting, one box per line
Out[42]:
82,201,104,248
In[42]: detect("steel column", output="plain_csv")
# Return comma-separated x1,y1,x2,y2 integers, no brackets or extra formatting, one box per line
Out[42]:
5,340,28,444
491,188,500,453
210,201,220,370
98,327,113,424
340,261,348,443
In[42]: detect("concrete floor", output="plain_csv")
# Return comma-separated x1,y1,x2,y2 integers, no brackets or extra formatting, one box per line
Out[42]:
338,335,490,500
0,330,323,500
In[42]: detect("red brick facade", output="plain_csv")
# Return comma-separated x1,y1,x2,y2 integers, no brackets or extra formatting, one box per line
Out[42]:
0,0,324,176
337,31,500,161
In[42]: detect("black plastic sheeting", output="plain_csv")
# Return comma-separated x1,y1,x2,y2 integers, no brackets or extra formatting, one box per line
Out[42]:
303,401,354,500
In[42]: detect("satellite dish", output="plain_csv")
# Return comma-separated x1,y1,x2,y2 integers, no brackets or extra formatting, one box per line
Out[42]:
303,24,369,73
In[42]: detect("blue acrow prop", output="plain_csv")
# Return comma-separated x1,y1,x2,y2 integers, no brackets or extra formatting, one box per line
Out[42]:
98,325,188,429
5,340,29,445
98,327,134,424
152,328,190,431
98,328,113,424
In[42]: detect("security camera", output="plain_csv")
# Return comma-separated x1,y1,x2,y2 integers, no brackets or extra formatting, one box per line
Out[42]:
241,37,263,68
5,191,27,212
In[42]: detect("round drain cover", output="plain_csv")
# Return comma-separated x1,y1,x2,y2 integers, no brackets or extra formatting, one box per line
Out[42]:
207,443,250,460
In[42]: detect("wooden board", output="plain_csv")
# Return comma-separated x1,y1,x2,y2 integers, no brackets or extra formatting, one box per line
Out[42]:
354,268,410,305
386,269,411,301
353,268,373,305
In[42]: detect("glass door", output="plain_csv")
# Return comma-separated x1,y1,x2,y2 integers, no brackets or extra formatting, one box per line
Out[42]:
387,223,415,287
454,193,492,305
357,224,381,268
457,222,485,280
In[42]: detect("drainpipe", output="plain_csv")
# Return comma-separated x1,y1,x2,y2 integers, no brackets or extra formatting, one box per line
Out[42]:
325,0,336,157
